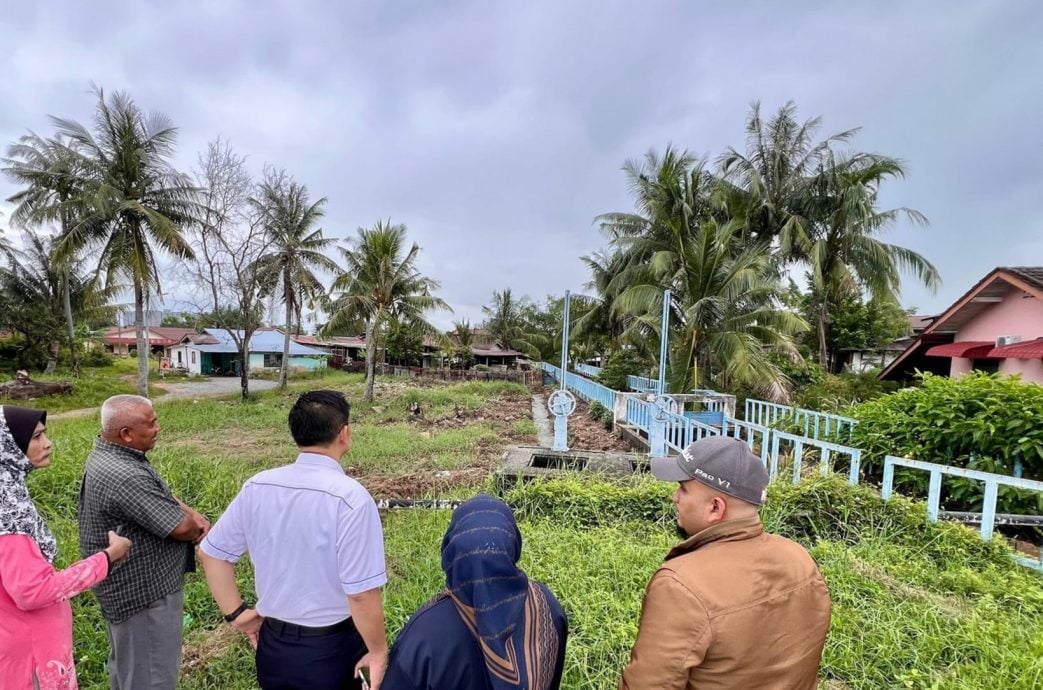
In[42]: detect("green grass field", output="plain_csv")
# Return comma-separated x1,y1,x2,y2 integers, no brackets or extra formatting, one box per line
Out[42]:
21,375,1043,689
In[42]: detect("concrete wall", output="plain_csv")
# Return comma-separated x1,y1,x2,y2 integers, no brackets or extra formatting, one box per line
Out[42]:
248,353,327,370
166,345,202,375
951,291,1043,383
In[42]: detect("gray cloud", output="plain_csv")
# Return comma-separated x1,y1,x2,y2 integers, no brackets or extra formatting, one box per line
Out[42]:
2,0,1041,328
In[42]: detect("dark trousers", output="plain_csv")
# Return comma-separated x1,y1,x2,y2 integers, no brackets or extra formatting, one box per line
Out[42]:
256,617,367,690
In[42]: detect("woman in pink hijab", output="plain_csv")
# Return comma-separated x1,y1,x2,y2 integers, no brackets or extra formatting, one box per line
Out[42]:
0,405,132,690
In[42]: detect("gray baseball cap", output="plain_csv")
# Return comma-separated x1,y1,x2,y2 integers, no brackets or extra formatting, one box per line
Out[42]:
650,436,769,505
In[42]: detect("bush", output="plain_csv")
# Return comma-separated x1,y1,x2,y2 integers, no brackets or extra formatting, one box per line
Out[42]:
81,348,114,367
588,401,613,429
849,371,1043,513
596,350,647,392
795,371,897,412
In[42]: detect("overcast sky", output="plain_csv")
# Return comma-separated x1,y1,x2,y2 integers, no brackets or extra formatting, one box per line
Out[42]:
2,1,1041,329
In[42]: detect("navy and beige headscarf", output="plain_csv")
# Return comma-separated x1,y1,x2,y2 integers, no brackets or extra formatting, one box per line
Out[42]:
442,495,561,690
0,405,58,563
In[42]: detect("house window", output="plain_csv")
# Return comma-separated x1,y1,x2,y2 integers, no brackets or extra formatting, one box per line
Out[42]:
177,351,183,365
972,359,999,374
264,353,282,368
191,351,196,365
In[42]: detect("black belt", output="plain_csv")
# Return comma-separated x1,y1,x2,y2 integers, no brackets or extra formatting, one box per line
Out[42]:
263,616,356,638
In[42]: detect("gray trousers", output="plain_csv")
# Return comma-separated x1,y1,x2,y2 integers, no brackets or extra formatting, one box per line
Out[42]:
106,589,184,690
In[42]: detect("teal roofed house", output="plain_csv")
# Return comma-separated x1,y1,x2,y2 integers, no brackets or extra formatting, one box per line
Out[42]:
163,328,330,376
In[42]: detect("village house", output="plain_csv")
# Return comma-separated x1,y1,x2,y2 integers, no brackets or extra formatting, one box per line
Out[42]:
165,328,330,376
839,314,934,373
880,267,1043,384
101,326,197,357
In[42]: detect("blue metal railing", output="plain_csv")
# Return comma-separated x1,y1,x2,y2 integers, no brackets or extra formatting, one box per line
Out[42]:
626,397,653,430
744,399,858,441
768,430,863,486
542,362,616,410
627,374,659,393
575,363,602,378
882,455,1043,572
663,410,721,452
723,418,771,467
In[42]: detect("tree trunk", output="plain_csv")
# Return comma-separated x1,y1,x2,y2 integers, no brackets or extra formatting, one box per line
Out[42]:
135,278,149,397
364,317,376,402
62,269,79,375
240,335,251,401
817,301,829,368
279,270,291,389
44,341,59,374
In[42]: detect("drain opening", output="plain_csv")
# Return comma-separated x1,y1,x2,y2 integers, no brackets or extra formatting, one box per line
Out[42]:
529,454,589,471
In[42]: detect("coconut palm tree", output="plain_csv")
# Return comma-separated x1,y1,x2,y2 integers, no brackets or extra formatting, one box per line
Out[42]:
250,172,339,388
4,133,89,373
447,320,476,369
481,288,544,358
597,145,807,397
801,151,940,365
613,217,808,397
717,101,857,252
0,228,118,371
324,220,448,401
45,87,198,395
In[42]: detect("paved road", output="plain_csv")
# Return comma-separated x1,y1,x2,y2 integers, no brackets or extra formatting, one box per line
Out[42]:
158,377,278,399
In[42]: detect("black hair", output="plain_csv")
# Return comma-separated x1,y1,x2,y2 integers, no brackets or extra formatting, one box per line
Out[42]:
288,390,350,447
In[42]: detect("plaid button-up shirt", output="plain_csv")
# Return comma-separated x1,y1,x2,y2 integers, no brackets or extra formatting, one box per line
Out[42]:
78,438,191,624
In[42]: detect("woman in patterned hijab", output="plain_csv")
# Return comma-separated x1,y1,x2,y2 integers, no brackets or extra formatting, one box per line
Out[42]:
0,405,132,690
383,495,568,690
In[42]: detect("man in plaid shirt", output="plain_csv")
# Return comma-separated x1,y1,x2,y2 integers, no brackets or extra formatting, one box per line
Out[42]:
79,395,210,690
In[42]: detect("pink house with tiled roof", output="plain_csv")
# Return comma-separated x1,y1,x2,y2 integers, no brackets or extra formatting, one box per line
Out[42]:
881,267,1043,384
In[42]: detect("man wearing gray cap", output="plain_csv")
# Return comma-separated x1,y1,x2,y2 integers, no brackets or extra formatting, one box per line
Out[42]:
619,436,831,690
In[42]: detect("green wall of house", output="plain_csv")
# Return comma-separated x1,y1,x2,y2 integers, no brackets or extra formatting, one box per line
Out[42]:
248,353,327,370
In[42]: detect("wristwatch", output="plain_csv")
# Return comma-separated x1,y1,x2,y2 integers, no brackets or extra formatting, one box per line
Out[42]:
224,602,250,623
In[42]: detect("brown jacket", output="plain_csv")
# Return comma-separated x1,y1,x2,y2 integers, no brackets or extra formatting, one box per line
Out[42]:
620,515,831,690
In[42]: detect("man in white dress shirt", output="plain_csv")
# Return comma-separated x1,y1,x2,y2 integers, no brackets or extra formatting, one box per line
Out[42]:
199,390,388,690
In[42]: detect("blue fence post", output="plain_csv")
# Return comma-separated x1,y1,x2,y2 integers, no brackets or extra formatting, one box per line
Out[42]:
792,438,804,484
848,449,861,486
881,457,895,501
769,433,781,480
980,480,999,541
926,470,942,522
649,407,667,457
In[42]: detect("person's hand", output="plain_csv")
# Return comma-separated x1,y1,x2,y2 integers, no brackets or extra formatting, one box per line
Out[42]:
231,608,262,649
104,530,132,563
191,511,211,544
355,649,388,690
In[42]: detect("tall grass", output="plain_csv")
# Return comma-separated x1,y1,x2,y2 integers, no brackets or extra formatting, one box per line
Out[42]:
18,376,1043,689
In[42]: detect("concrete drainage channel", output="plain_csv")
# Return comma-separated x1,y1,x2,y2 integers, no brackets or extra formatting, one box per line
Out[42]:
496,445,649,488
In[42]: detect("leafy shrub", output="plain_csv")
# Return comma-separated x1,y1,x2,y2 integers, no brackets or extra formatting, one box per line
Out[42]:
503,475,675,527
588,401,613,429
81,348,114,367
596,350,647,391
796,371,897,412
849,371,1043,513
504,475,1020,570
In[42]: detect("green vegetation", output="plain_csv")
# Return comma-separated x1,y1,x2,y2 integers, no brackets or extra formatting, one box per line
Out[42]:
596,349,645,392
21,376,1043,689
0,357,167,414
849,372,1043,512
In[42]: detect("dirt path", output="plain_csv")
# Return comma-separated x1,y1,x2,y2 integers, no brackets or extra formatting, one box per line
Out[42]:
50,378,278,420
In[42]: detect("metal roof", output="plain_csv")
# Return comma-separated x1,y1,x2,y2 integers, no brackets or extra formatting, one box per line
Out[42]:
172,328,329,356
